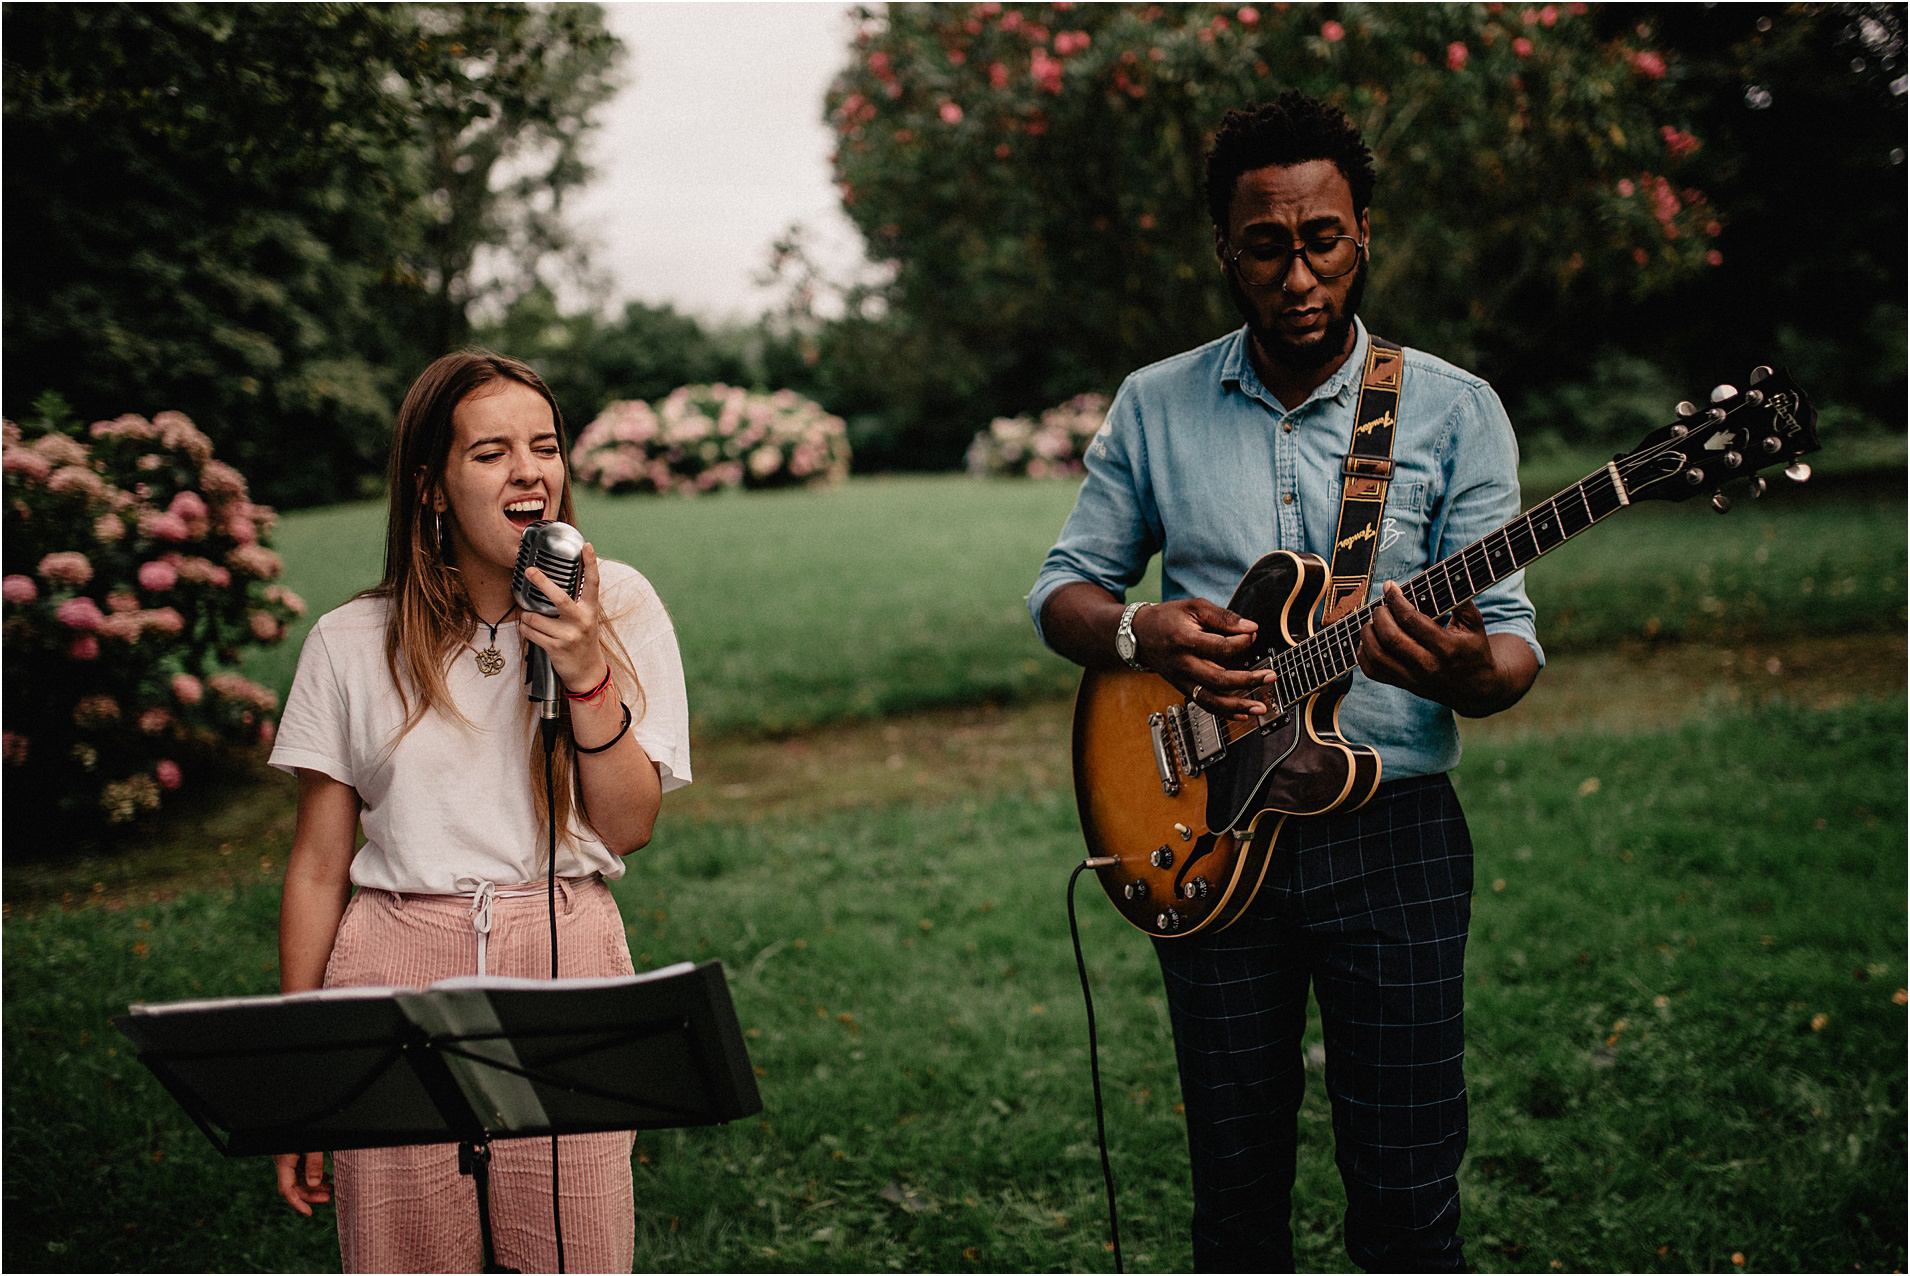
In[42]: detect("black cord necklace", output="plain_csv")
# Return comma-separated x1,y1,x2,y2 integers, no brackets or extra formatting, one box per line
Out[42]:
473,606,514,676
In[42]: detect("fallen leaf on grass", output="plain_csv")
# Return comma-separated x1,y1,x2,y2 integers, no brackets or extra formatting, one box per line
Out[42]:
878,1181,936,1214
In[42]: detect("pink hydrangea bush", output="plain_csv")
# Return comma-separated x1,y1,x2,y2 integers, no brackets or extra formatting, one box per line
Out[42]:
965,392,1110,479
2,403,303,835
571,384,852,496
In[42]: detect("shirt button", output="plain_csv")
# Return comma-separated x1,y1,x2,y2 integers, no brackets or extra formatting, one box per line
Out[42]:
1281,420,1294,433
1282,492,1295,505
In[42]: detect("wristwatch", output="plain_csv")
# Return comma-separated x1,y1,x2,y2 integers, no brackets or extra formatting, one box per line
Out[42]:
1114,601,1149,671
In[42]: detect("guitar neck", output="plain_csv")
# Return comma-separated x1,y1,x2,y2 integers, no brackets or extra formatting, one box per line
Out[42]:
1275,461,1633,702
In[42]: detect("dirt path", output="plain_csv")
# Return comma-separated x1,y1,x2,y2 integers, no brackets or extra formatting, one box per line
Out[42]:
682,631,1907,825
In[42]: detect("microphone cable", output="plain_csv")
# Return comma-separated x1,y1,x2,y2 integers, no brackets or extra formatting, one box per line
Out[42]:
539,716,566,1274
1067,856,1124,1274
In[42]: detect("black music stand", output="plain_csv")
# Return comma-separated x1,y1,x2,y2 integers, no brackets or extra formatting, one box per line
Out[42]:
112,961,761,1272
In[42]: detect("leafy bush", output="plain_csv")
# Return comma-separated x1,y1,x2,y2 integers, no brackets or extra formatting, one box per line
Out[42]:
2,402,302,840
964,392,1109,479
570,384,852,496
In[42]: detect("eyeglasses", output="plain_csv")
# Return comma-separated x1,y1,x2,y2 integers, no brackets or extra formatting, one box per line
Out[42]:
1226,235,1365,287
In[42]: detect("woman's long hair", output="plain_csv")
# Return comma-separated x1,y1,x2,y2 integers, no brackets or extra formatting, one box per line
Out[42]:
365,349,643,854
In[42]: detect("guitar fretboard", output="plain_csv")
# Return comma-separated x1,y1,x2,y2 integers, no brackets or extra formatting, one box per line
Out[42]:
1270,463,1631,706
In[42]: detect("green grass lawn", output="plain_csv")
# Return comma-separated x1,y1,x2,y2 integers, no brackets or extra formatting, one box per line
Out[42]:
246,463,1906,739
4,698,1903,1272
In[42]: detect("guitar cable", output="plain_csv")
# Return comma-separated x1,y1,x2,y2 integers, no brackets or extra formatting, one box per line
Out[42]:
1067,856,1125,1274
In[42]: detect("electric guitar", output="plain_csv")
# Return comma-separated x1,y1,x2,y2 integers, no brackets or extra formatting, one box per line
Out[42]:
1072,366,1819,938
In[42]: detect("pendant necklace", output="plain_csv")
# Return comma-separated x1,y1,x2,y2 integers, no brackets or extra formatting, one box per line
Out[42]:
473,607,513,677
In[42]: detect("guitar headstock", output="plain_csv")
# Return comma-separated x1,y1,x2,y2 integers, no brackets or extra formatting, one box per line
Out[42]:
1615,367,1819,510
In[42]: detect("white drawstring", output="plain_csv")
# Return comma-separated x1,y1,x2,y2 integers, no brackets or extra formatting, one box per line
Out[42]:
434,876,596,975
462,879,497,976
454,877,550,975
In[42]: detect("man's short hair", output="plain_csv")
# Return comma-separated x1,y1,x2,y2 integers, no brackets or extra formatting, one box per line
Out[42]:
1205,91,1378,233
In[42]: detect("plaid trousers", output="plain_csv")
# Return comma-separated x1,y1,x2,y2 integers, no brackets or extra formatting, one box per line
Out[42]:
1153,773,1473,1274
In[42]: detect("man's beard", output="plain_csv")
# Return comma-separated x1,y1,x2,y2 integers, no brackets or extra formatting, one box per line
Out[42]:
1228,258,1368,373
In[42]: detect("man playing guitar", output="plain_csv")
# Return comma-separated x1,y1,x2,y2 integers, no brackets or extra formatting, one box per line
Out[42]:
1031,92,1541,1272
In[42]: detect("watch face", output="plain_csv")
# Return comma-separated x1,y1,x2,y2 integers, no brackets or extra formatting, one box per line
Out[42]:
1116,628,1136,659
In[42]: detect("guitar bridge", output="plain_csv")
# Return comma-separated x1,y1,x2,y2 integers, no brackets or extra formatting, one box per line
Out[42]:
1163,701,1227,778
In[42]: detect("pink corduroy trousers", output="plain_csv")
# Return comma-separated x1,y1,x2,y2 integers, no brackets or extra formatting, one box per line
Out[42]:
321,877,638,1273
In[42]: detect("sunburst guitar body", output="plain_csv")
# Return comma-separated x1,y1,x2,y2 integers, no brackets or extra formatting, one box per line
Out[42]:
1073,551,1379,937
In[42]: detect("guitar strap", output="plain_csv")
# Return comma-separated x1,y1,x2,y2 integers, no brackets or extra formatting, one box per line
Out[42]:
1321,335,1405,625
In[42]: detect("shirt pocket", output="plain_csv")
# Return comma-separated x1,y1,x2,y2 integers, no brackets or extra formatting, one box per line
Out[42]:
1370,480,1434,588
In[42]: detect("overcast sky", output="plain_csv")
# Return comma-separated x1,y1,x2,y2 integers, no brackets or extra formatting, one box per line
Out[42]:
563,2,871,323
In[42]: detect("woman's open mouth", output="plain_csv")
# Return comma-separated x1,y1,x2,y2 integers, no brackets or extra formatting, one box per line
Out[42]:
504,497,546,531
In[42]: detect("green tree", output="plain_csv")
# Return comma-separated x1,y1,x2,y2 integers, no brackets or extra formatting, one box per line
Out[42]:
820,3,1733,465
1608,4,1905,426
2,3,622,508
407,3,623,353
477,286,758,438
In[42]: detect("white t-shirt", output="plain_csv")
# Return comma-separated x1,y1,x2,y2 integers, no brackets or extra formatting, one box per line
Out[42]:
269,559,692,893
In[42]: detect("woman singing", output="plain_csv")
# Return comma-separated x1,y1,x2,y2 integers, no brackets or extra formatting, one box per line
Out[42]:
267,350,690,1270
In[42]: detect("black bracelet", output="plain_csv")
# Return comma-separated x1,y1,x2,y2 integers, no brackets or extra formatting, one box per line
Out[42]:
573,701,631,755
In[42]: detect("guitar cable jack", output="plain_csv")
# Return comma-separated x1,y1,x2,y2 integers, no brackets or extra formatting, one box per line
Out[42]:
1082,856,1119,869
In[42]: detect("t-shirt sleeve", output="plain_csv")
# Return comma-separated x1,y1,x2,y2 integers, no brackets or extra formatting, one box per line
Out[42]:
605,568,693,792
268,619,357,786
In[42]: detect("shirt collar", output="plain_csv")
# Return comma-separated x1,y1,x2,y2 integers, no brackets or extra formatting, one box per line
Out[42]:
1221,316,1371,411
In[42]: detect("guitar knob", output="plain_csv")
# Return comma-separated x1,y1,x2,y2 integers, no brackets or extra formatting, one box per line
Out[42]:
1710,492,1732,514
1749,476,1768,499
1749,365,1773,385
1182,876,1210,900
1785,461,1812,483
1124,879,1149,901
1156,909,1183,934
1710,384,1738,404
1149,846,1174,869
1683,468,1706,486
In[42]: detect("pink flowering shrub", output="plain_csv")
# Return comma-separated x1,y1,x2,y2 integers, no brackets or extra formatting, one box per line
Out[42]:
2,402,304,835
571,384,852,496
965,393,1110,479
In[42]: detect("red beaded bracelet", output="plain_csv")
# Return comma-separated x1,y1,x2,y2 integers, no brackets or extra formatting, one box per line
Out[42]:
565,663,613,704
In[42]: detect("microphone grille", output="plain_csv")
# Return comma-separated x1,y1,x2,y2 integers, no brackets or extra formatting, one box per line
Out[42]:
511,520,586,615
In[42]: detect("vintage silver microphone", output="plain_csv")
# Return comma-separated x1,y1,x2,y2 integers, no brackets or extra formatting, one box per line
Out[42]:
510,519,587,724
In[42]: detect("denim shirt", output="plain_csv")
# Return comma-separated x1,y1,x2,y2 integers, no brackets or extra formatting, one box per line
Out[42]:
1029,319,1543,778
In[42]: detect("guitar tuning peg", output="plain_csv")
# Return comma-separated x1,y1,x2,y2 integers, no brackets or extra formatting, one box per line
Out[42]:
1748,476,1768,499
1784,461,1812,483
1749,365,1773,385
1710,492,1732,514
1675,400,1700,418
1709,384,1738,404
